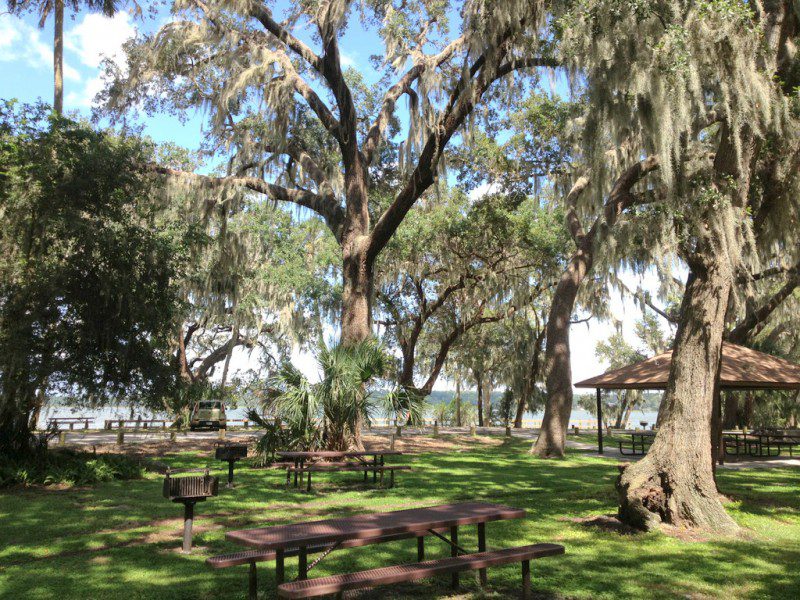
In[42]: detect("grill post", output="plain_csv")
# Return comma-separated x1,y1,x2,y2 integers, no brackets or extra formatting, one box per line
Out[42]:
182,501,195,553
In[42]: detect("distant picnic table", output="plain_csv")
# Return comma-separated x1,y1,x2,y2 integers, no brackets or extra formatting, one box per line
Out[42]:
104,418,168,430
724,430,800,457
277,450,406,491
47,417,91,430
210,501,564,599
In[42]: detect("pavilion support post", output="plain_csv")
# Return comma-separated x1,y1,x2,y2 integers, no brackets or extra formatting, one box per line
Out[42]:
596,388,604,454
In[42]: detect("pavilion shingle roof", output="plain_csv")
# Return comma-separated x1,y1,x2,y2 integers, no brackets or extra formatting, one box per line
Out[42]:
575,342,800,390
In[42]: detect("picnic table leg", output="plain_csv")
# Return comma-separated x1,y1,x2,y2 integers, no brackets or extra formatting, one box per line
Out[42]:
298,546,308,580
450,526,459,589
417,536,425,561
275,549,285,585
477,522,487,586
248,562,257,600
521,559,531,600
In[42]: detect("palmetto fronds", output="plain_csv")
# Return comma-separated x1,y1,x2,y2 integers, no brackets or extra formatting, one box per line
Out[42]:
259,339,392,451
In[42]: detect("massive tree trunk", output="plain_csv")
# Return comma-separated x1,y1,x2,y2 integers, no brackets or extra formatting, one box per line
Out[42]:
617,267,739,532
340,157,373,347
455,379,462,427
476,371,484,427
617,124,755,532
532,248,591,457
53,0,64,115
483,377,493,425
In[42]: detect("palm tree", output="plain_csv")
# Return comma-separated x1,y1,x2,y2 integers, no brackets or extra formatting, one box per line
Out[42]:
6,1,139,114
259,340,426,451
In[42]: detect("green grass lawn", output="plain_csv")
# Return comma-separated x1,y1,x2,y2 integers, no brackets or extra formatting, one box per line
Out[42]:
0,437,798,599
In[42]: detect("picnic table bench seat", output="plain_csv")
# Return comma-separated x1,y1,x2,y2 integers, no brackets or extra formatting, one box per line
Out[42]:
276,543,565,599
208,529,449,599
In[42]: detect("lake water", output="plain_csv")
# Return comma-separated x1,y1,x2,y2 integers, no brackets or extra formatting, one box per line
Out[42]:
38,403,660,430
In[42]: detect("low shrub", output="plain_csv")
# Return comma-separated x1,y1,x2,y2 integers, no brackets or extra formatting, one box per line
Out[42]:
0,449,145,488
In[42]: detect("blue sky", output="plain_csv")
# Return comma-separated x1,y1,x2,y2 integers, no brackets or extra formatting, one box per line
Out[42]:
0,3,670,392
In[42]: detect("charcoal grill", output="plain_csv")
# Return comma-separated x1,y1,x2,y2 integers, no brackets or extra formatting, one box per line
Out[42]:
163,468,219,552
215,443,248,488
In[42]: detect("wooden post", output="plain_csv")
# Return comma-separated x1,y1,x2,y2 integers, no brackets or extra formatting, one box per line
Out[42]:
596,388,604,454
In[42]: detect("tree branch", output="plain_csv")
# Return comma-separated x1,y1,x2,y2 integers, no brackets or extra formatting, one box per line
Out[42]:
146,164,345,240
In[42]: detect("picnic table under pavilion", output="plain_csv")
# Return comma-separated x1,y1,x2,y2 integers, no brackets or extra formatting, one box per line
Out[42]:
575,342,800,461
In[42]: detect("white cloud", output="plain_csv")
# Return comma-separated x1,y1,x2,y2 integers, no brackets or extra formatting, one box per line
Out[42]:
65,12,135,70
340,51,358,68
0,16,80,81
62,12,136,108
468,181,499,201
65,73,106,108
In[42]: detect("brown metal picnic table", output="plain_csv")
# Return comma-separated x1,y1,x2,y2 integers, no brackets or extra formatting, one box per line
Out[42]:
225,501,525,588
277,450,403,487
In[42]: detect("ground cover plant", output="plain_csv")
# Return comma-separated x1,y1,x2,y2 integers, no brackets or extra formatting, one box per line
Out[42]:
0,437,797,599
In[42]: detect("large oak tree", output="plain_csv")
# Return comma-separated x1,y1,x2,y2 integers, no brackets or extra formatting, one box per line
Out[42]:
103,0,556,350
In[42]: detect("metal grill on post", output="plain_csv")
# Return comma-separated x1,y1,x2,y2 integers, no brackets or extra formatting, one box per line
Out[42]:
163,468,219,553
215,443,248,488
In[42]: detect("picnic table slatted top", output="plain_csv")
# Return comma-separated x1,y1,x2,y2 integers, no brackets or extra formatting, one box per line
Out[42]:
226,502,524,550
277,451,402,459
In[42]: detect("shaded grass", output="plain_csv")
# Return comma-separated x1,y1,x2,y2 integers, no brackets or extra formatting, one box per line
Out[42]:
0,439,798,599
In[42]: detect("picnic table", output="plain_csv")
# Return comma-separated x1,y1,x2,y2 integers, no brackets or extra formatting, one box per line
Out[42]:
222,501,526,594
277,450,405,490
724,430,800,457
618,431,655,455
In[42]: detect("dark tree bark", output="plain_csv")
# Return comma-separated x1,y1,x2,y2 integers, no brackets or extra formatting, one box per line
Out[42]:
475,370,484,427
618,0,795,532
514,327,545,428
53,0,64,115
533,157,659,457
617,267,739,532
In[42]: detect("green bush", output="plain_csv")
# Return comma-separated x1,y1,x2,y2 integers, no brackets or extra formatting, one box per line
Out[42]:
0,449,145,488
